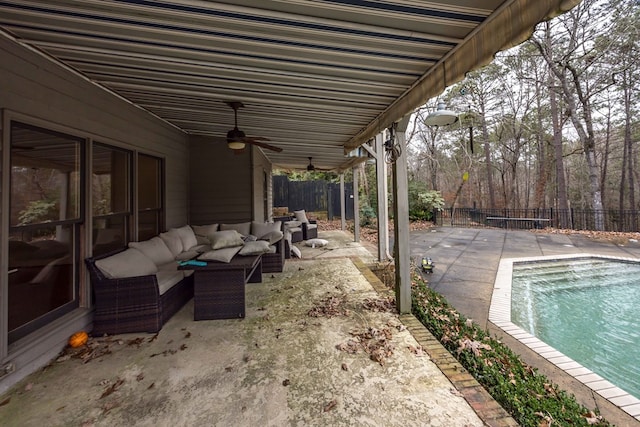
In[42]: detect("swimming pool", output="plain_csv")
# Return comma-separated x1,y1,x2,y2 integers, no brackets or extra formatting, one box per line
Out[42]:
489,254,640,421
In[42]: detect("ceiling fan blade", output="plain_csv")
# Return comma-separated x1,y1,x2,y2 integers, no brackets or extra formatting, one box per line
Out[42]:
245,139,283,152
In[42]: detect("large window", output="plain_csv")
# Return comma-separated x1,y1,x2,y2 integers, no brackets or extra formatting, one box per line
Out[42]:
137,153,163,240
92,144,132,255
8,122,82,343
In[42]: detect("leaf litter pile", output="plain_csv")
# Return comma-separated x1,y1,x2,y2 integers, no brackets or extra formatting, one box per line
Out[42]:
307,294,349,318
56,334,159,364
308,295,396,318
335,326,395,366
308,292,403,366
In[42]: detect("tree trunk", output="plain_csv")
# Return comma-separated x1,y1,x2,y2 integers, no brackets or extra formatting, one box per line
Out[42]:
480,101,496,208
549,85,569,225
533,66,548,208
623,69,636,229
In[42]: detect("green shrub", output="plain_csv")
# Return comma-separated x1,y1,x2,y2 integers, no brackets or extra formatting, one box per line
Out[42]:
18,199,58,225
408,183,444,220
411,272,610,427
360,204,376,227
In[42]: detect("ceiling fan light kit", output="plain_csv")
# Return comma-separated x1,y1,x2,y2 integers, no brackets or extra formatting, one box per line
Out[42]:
227,140,245,150
221,101,282,152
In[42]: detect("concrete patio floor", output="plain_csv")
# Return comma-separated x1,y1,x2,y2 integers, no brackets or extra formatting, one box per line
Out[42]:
0,231,488,427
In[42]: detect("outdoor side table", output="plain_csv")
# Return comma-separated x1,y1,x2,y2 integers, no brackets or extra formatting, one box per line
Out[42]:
178,254,262,320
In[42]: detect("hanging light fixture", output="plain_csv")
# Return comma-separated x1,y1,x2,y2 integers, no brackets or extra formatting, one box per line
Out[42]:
423,102,459,126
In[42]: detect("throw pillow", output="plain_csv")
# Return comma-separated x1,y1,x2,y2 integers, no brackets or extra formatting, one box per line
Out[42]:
293,209,309,223
284,220,302,229
291,245,302,258
251,221,282,239
208,230,244,250
238,240,271,255
159,229,184,257
129,236,174,265
259,230,283,245
305,238,329,248
174,225,198,252
220,222,251,237
192,223,218,244
198,246,241,263
95,248,158,279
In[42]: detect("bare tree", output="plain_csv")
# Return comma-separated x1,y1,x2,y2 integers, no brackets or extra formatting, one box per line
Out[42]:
530,0,621,229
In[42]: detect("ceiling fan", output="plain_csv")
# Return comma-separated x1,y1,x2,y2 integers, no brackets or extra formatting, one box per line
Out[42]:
306,157,332,172
221,101,282,152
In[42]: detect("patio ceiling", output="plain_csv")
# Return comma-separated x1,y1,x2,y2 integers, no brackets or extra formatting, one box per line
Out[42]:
0,0,579,172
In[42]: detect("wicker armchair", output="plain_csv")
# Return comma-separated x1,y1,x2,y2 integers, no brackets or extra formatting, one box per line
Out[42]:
302,220,318,240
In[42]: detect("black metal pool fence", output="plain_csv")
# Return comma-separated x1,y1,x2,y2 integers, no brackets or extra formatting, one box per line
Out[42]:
433,208,640,232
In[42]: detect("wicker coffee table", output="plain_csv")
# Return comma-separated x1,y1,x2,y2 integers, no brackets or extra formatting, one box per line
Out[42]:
179,254,262,320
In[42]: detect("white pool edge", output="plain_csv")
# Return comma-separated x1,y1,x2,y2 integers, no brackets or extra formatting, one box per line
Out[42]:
489,253,640,422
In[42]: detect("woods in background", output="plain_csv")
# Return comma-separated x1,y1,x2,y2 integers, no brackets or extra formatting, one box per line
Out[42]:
405,0,639,231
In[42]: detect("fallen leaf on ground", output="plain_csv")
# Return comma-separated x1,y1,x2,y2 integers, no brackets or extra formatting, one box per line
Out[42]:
101,401,120,414
0,397,10,407
126,337,144,347
100,378,124,399
323,399,337,412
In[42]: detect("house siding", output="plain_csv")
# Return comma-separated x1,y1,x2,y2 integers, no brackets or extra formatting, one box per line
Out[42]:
188,135,252,225
0,34,189,394
252,148,273,222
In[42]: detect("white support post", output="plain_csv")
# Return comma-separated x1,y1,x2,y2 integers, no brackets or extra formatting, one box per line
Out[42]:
352,165,360,242
340,173,346,231
374,133,390,261
391,120,411,314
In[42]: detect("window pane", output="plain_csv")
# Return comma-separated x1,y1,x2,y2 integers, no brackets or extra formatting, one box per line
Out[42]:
137,154,163,239
138,210,159,241
8,224,77,343
10,123,82,226
93,215,128,256
138,154,160,210
93,144,130,215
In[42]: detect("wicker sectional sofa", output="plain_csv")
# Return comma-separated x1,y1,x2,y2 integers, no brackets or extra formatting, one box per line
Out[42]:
85,248,194,336
85,222,286,335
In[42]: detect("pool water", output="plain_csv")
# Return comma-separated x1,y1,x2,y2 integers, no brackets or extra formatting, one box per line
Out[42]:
511,258,640,399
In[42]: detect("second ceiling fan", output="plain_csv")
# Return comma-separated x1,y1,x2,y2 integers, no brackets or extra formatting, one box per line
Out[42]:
307,157,332,171
219,102,282,152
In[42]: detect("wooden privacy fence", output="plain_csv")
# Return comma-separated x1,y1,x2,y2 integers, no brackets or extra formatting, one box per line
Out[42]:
434,208,640,232
273,175,354,219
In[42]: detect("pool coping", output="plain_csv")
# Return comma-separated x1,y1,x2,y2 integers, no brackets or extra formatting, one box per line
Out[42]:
489,253,640,422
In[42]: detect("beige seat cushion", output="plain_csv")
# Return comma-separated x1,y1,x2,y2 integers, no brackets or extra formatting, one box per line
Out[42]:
159,229,184,257
129,236,174,266
95,248,158,279
198,246,242,263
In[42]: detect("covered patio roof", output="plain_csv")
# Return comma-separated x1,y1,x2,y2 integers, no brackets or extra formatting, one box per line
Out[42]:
0,0,579,171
